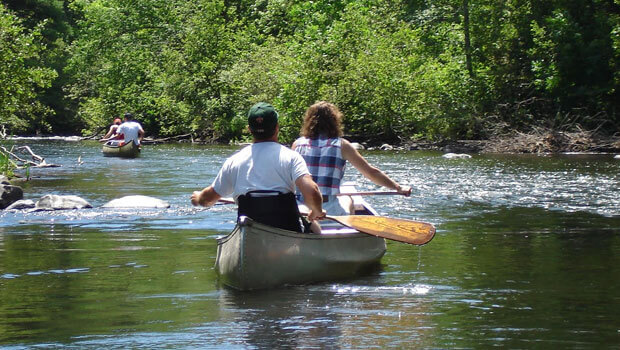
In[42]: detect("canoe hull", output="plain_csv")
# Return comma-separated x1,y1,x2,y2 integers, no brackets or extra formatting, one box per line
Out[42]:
215,216,386,291
102,142,140,158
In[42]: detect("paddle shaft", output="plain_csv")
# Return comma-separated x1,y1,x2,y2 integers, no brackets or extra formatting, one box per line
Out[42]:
219,191,403,203
337,191,403,196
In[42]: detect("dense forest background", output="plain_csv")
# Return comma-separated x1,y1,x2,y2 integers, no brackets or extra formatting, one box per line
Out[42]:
1,0,618,144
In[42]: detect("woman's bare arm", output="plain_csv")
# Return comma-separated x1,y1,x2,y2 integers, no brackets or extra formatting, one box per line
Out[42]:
341,139,411,195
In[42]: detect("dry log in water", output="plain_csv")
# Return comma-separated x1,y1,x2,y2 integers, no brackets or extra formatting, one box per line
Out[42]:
0,145,60,168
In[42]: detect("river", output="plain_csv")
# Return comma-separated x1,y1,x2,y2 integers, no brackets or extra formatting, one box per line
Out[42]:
1,139,619,348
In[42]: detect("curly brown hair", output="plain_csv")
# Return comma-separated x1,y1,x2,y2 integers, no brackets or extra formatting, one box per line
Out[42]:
300,101,344,139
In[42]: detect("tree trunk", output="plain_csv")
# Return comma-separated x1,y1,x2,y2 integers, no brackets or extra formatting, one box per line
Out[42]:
463,0,474,77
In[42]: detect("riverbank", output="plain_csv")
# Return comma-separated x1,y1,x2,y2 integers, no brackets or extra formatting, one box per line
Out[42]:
405,129,620,154
4,129,620,154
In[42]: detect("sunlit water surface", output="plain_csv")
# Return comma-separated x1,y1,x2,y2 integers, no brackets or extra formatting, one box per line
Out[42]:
1,139,619,348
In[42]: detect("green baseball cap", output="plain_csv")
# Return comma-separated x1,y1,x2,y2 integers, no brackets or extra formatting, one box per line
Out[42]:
248,102,278,137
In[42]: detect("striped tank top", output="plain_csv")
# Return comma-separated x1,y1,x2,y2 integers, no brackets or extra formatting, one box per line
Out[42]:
294,136,347,197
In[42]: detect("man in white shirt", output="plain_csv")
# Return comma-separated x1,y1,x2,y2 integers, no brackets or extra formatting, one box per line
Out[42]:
116,113,144,146
191,102,324,232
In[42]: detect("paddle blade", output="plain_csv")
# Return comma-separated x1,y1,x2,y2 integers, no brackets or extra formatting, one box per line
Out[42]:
327,215,436,245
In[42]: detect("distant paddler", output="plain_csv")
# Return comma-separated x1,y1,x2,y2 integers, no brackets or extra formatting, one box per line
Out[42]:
99,117,123,145
115,113,145,147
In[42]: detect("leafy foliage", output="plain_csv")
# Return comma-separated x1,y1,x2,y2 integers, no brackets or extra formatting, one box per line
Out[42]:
1,151,15,178
0,0,618,141
2,0,79,134
0,4,57,134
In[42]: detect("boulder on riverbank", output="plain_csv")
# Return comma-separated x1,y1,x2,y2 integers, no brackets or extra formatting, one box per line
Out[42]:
35,194,92,211
102,195,170,209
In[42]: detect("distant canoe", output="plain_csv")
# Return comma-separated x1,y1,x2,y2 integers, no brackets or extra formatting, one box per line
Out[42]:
102,141,140,158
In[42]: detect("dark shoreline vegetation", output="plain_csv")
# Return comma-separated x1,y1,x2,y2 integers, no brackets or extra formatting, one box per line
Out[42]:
1,1,619,151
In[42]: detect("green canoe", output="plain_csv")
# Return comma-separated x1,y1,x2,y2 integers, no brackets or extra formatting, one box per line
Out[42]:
102,141,140,158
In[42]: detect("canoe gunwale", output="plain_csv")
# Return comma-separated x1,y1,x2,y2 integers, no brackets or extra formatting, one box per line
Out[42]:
217,216,377,245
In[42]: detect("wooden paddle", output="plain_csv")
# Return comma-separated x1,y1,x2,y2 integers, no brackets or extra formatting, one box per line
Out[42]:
313,214,435,245
217,197,435,245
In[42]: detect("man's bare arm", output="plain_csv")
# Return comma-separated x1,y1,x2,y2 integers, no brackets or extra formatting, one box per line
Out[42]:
190,186,222,208
295,174,325,221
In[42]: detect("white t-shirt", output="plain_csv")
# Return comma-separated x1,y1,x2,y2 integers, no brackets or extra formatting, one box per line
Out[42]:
117,121,143,145
212,142,310,201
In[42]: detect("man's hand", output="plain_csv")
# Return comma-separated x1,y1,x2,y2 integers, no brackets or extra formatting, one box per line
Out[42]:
307,208,326,221
190,186,221,207
190,191,202,206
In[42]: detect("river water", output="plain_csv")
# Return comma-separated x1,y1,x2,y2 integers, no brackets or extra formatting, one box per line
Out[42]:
1,139,619,348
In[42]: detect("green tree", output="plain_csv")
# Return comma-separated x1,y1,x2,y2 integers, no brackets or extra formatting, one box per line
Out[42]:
67,0,239,139
63,0,620,141
0,4,57,134
3,0,80,134
528,0,618,126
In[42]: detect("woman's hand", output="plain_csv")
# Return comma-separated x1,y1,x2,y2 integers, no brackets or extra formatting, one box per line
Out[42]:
395,185,412,197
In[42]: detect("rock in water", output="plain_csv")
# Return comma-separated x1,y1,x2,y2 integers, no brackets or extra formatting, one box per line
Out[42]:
102,195,170,208
0,185,24,209
442,153,472,159
35,194,92,210
350,142,365,150
5,199,35,210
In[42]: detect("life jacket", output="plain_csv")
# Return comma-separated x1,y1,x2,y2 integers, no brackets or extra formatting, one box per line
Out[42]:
237,191,306,232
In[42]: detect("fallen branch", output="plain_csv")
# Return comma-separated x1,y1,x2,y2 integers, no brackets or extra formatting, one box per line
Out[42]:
0,145,60,168
14,146,44,162
483,128,620,153
144,133,193,144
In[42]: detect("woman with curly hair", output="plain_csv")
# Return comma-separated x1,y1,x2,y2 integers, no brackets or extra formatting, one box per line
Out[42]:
292,101,411,215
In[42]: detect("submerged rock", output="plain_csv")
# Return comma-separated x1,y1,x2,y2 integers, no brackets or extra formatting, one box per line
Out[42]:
102,195,170,209
5,199,35,210
442,153,472,159
35,194,92,210
350,142,365,150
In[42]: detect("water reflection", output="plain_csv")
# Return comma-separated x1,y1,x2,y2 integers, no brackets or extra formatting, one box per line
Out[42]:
218,281,436,349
